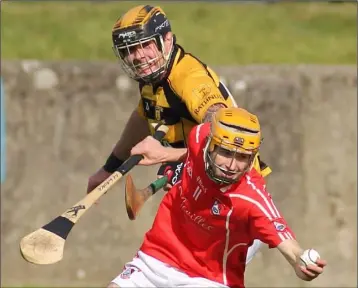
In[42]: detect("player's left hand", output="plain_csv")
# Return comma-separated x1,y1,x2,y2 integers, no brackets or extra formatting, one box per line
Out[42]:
299,259,327,281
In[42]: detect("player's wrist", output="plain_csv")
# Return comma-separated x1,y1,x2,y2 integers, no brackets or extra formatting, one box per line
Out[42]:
168,147,187,162
160,147,173,162
103,152,124,173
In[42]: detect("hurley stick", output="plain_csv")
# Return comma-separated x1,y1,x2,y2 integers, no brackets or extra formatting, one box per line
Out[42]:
125,174,168,220
19,123,168,265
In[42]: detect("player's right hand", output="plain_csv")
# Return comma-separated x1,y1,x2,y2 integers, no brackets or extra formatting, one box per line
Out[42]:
157,170,173,192
130,136,166,166
157,161,184,191
87,168,112,194
298,259,326,281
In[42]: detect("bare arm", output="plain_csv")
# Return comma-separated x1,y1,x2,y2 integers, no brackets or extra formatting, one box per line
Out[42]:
277,239,306,278
277,239,326,281
130,102,225,165
130,136,187,166
127,97,225,165
158,147,187,163
202,103,227,123
249,200,326,282
112,109,150,160
147,103,226,163
87,109,150,193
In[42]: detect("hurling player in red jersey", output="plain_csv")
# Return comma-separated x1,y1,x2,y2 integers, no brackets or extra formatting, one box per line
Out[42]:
108,107,326,288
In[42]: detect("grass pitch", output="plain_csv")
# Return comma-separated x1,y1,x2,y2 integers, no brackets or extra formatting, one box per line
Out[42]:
1,1,356,64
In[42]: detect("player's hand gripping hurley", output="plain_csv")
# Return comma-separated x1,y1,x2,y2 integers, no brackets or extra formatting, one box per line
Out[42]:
19,123,169,265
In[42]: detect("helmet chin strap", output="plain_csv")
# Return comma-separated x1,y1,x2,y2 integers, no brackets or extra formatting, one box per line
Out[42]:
163,35,174,61
203,138,233,185
154,35,174,82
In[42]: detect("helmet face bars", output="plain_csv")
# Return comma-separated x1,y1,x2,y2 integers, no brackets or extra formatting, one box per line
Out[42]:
112,5,174,83
204,107,262,185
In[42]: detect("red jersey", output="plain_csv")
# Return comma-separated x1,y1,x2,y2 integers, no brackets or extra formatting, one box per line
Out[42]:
140,123,295,288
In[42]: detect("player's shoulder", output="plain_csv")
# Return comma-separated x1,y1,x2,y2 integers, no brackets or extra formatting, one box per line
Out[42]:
187,123,210,151
245,169,267,192
231,169,268,199
168,46,217,91
229,172,274,218
188,122,210,141
172,50,209,78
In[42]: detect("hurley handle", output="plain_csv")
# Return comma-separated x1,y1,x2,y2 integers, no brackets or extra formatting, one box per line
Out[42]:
149,175,169,194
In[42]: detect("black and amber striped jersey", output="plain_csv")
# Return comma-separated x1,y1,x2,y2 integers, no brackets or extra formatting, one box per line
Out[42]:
137,44,237,147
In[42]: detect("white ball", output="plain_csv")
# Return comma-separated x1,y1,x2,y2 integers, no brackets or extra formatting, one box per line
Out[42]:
300,249,320,267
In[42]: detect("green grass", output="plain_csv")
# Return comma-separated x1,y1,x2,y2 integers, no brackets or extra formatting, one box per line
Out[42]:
1,1,356,64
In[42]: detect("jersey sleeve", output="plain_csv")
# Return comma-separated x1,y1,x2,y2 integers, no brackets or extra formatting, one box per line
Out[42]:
176,71,228,123
248,190,296,248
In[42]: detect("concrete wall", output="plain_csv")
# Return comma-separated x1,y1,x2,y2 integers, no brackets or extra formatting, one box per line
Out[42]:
1,60,356,287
